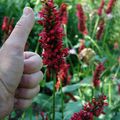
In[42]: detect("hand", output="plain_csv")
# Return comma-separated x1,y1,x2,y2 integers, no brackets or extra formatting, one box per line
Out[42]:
0,7,43,118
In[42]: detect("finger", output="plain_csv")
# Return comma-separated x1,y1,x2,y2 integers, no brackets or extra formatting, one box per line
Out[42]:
14,98,32,109
19,71,43,88
15,85,40,99
4,7,34,52
24,52,43,74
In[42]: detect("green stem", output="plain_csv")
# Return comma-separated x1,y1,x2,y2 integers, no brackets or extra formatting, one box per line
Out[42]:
84,35,102,55
60,82,64,120
21,112,25,120
63,24,68,48
108,81,112,106
63,25,75,73
78,88,81,99
35,42,40,53
113,64,120,80
92,16,100,39
91,86,94,99
102,22,110,48
52,72,56,120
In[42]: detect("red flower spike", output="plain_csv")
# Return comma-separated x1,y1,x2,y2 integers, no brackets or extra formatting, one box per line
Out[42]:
93,63,105,88
38,0,69,89
2,16,9,32
70,110,93,120
59,3,68,24
106,0,116,14
88,95,108,117
76,4,88,35
97,0,105,16
70,95,108,120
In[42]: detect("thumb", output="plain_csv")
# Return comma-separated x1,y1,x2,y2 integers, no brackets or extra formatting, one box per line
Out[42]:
5,7,34,52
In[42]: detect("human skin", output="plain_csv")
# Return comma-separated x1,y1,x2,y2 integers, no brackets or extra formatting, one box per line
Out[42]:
0,7,43,118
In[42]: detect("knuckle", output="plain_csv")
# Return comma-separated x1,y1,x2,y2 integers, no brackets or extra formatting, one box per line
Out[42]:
22,100,32,109
15,17,27,31
15,99,32,109
35,54,43,67
16,21,23,29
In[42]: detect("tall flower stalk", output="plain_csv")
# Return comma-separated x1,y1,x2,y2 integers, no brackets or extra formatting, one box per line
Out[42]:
106,0,116,14
38,0,68,76
1,16,14,43
59,3,68,25
2,16,9,32
93,63,105,88
38,0,69,119
76,4,88,35
97,0,105,16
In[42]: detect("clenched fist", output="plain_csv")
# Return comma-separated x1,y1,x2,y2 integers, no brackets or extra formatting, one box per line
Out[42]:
0,7,43,118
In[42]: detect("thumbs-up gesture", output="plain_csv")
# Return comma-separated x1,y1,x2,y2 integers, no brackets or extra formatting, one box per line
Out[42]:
0,7,43,118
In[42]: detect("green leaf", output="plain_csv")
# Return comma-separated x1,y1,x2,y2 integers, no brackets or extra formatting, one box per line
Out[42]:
80,76,92,84
45,81,53,91
112,113,120,120
62,81,91,93
62,83,81,93
33,93,52,111
55,112,62,120
64,101,82,120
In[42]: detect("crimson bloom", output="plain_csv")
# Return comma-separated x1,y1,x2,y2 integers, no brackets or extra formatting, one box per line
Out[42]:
70,110,93,120
70,95,108,120
59,3,68,25
106,0,116,14
38,0,69,89
93,63,105,88
2,16,9,32
76,4,88,35
1,16,14,43
2,16,14,34
97,0,105,16
84,95,108,117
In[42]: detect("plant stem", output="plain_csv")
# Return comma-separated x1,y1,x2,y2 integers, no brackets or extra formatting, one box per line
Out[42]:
84,35,102,55
92,16,100,39
102,21,110,48
60,81,64,120
52,72,56,120
108,81,112,106
63,25,75,74
35,42,40,53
